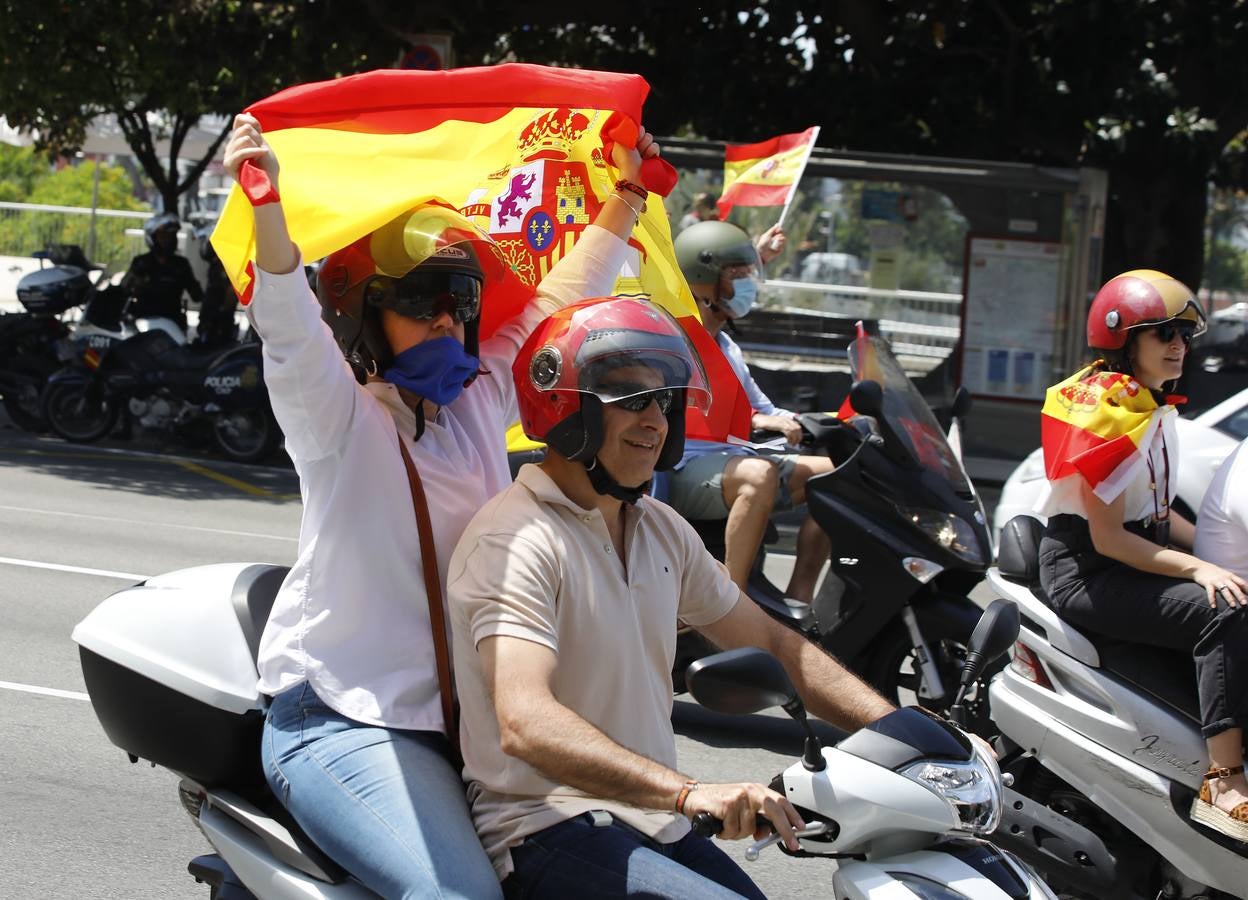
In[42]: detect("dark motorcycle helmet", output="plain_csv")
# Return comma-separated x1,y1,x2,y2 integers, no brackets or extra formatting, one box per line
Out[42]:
144,213,181,254
316,204,504,381
513,296,712,471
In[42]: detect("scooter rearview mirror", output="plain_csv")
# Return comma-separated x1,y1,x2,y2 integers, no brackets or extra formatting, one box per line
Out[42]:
960,598,1020,688
848,379,884,419
686,647,826,772
951,385,973,420
686,647,798,716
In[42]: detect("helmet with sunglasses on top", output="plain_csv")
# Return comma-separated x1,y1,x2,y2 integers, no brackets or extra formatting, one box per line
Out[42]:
514,297,712,472
1087,269,1207,351
316,203,505,381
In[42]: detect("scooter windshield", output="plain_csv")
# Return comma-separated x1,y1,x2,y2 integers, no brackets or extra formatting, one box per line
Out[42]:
849,333,970,494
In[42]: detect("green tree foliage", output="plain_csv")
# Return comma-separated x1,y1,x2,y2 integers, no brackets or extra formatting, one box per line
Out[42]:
0,157,149,266
0,1,394,213
0,145,49,202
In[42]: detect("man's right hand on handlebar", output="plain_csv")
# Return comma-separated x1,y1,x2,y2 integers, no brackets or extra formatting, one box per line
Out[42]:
681,780,805,850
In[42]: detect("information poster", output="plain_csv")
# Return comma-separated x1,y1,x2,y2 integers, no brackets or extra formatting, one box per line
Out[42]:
960,237,1062,400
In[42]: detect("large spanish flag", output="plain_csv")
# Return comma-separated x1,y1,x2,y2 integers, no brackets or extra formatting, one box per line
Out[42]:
1040,367,1178,503
211,64,750,445
717,127,818,219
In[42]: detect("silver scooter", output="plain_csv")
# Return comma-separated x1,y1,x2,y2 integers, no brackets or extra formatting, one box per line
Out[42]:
988,514,1248,899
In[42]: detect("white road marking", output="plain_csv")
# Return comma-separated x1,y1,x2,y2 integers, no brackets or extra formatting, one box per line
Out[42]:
0,556,147,581
0,504,297,542
0,680,90,702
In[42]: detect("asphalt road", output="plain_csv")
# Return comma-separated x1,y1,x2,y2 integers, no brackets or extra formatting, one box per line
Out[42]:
0,416,1000,899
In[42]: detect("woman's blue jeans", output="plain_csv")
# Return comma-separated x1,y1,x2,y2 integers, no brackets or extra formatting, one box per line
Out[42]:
503,811,766,899
262,682,502,900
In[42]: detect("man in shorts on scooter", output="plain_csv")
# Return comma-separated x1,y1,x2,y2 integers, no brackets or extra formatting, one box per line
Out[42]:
667,220,835,603
447,296,896,899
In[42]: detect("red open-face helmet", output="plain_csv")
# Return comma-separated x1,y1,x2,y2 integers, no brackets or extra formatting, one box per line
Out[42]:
1086,269,1206,350
514,297,712,470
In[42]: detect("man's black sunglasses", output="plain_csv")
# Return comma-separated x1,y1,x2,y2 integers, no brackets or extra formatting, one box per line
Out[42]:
366,271,482,323
1153,321,1197,346
608,388,675,415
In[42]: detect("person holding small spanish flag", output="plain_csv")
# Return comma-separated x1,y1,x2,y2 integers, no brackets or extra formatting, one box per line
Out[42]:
1036,269,1248,842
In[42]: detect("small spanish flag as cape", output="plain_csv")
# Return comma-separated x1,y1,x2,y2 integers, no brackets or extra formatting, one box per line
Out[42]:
717,127,818,219
1040,367,1176,503
210,64,750,446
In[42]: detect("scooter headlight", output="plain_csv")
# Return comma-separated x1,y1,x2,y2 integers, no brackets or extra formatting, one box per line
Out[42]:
899,742,1003,835
899,506,984,566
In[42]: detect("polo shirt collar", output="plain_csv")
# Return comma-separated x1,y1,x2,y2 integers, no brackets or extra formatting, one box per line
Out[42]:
516,463,651,521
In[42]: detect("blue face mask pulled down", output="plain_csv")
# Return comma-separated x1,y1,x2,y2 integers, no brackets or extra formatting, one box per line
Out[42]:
722,276,758,319
382,336,479,406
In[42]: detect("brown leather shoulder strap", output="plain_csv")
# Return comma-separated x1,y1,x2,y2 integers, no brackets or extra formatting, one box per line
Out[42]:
395,431,459,755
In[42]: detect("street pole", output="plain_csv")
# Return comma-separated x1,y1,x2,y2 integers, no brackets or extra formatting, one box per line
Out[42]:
87,155,101,263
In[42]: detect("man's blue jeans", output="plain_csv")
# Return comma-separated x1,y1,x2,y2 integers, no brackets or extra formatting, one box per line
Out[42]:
262,683,502,900
503,811,767,899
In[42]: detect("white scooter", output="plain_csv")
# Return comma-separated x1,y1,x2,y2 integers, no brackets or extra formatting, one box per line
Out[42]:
72,563,1105,898
988,514,1248,899
683,599,1115,898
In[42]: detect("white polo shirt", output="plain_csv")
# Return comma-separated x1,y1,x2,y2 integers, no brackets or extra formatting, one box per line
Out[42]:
250,226,627,732
1195,438,1248,581
448,464,741,878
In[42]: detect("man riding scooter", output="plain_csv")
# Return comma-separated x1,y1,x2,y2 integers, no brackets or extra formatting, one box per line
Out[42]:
667,220,834,603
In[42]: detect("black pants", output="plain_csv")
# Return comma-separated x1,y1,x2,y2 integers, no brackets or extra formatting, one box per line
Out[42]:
1039,515,1248,739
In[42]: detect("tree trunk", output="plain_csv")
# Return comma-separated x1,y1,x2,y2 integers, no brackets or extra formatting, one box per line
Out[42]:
1102,160,1209,290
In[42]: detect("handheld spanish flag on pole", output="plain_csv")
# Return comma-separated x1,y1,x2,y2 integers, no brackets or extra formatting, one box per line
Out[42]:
717,126,819,226
210,63,751,445
1040,366,1179,503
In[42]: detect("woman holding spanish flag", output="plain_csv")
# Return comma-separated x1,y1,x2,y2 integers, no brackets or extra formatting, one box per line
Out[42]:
220,84,661,898
1037,269,1248,842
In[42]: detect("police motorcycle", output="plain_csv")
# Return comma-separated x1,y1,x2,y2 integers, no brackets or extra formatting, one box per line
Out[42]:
41,314,278,462
986,515,1248,899
1,243,177,432
684,598,1113,898
673,325,998,732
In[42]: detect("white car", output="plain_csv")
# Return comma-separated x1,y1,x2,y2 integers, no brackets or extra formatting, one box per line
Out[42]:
992,386,1248,540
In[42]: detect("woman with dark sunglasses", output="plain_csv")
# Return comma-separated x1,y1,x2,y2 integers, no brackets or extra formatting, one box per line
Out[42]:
1035,269,1248,843
222,113,661,899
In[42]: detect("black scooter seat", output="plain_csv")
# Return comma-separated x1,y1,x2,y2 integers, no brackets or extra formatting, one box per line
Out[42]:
998,516,1200,723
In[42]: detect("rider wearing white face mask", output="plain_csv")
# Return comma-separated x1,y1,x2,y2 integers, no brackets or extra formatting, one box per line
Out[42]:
666,220,836,604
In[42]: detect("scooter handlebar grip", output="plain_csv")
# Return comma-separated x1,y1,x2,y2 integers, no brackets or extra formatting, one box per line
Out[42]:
690,812,723,838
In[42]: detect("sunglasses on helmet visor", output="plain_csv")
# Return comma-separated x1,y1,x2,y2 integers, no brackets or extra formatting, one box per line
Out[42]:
1152,321,1197,346
606,387,675,415
367,271,482,323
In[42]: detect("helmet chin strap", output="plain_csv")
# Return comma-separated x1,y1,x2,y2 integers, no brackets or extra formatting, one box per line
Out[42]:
584,457,650,505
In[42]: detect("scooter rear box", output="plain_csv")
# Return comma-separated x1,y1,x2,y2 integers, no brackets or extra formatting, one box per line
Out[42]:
72,563,288,788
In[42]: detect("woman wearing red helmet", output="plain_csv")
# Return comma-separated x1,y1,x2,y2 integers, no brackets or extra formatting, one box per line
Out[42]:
1037,269,1248,842
222,113,660,898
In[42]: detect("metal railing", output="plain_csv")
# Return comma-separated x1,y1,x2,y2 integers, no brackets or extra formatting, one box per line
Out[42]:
760,277,961,365
0,202,151,272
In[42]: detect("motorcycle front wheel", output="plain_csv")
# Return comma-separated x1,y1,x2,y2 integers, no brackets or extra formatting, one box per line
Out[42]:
2,357,55,432
43,380,118,443
212,407,281,463
866,614,1005,737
